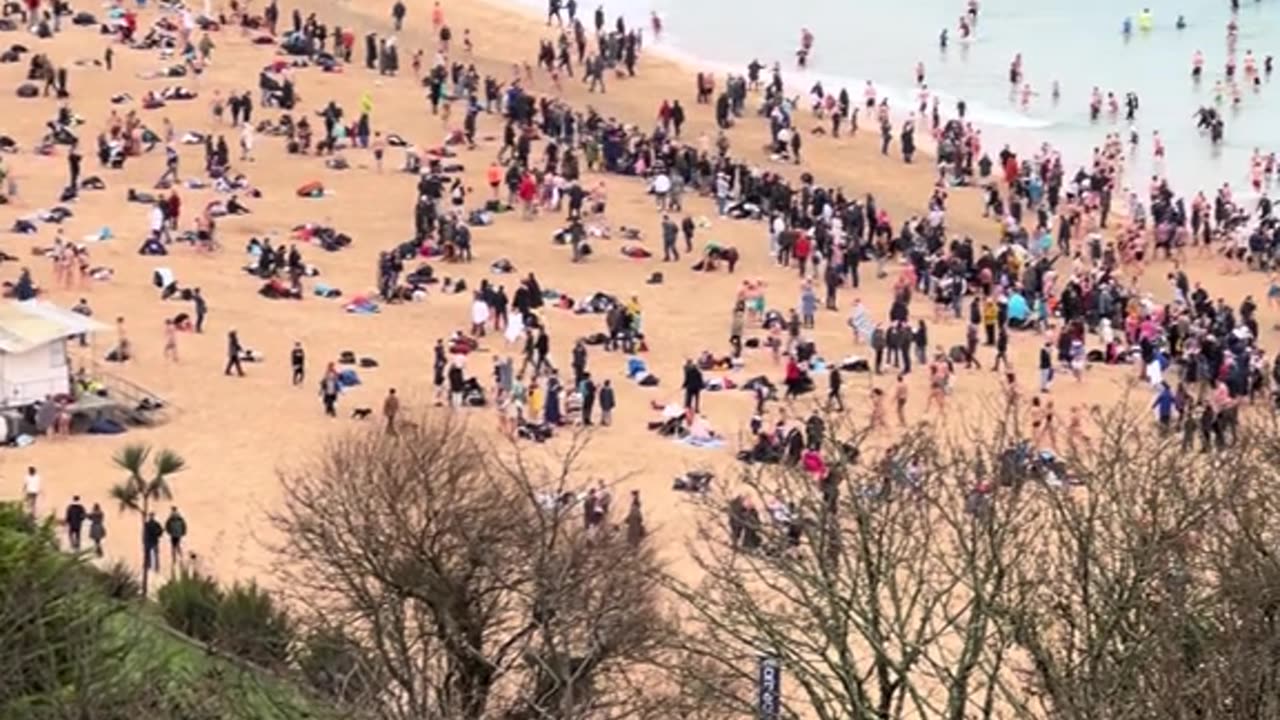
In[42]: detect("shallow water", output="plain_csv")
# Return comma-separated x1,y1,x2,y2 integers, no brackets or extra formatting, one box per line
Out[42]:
526,0,1280,196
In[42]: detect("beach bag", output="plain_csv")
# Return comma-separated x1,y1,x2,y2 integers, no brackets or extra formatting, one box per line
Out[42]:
73,12,97,25
15,83,37,98
295,180,324,197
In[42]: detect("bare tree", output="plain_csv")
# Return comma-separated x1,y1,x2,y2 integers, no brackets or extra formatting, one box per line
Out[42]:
667,410,1041,720
270,412,678,720
1000,404,1280,720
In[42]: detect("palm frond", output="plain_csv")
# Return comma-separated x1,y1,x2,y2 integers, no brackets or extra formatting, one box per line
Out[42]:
108,481,143,514
153,449,187,478
113,444,151,476
147,478,174,504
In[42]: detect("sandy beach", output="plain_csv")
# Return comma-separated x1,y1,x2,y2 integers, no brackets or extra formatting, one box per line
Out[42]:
0,0,1271,590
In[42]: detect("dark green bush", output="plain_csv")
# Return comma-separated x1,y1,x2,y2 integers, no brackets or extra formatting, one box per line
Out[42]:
215,581,293,667
156,571,222,643
87,560,143,601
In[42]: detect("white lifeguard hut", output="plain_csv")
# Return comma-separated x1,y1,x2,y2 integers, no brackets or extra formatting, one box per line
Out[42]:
0,300,105,409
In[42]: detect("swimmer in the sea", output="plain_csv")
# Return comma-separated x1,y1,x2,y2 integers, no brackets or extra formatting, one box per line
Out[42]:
915,60,926,85
1019,83,1034,110
1192,50,1204,81
1124,91,1139,121
966,0,979,26
1008,53,1022,85
939,28,948,50
1051,80,1060,104
1176,14,1186,30
797,27,814,67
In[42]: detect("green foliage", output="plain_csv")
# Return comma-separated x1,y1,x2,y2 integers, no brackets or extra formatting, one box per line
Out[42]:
0,503,155,718
296,624,375,705
157,571,222,643
0,482,333,720
216,581,294,668
87,559,144,601
110,444,186,513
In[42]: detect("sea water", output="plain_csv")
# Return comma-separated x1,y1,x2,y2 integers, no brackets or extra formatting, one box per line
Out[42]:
517,0,1280,197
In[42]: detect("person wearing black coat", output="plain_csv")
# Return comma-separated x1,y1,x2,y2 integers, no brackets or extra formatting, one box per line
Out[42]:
64,496,86,550
682,359,705,412
225,330,245,376
580,373,597,425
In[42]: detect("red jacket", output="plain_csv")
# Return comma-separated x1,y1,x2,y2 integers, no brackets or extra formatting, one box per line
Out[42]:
794,233,811,259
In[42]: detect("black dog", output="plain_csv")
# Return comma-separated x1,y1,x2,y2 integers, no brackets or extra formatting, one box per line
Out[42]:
351,408,372,419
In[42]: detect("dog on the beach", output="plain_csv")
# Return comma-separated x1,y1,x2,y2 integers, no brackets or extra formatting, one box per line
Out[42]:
351,408,373,419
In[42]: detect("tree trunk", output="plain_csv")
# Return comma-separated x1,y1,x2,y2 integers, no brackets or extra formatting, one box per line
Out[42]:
140,499,151,597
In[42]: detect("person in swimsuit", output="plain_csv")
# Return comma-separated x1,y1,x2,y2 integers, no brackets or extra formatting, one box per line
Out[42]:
163,318,178,362
894,374,909,426
869,387,886,430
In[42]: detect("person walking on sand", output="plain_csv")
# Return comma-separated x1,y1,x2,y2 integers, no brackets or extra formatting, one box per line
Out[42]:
599,379,615,425
827,365,844,411
143,512,164,573
625,490,646,547
291,342,306,385
163,318,178,362
383,388,401,434
88,503,106,557
239,121,254,161
225,330,245,376
164,506,187,570
391,0,406,31
192,288,207,333
320,365,340,417
22,466,40,516
894,374,909,426
64,495,86,551
682,359,704,412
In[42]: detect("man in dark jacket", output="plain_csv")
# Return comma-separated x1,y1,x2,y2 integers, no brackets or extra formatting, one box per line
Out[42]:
682,359,705,412
580,373,598,425
871,324,886,374
662,214,679,261
165,507,187,567
225,329,245,376
143,512,165,572
64,496,86,550
599,379,616,425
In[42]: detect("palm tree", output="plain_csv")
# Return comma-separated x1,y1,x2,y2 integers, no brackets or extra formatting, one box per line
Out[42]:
108,444,186,596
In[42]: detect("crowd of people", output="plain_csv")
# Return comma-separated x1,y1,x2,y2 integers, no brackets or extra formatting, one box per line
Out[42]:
9,0,1280,578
